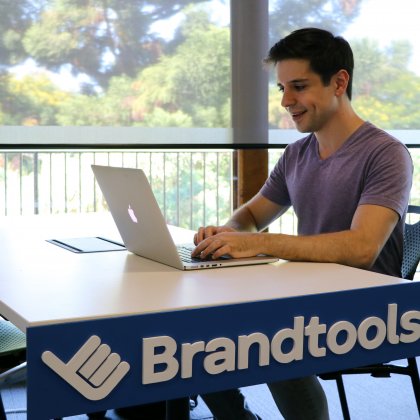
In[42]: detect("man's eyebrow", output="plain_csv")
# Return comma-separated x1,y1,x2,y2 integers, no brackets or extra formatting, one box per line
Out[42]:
280,78,309,85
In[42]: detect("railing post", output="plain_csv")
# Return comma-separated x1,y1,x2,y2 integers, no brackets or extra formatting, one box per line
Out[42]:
34,152,39,214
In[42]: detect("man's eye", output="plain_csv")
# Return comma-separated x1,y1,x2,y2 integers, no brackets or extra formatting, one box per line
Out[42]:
278,85,284,93
294,85,306,91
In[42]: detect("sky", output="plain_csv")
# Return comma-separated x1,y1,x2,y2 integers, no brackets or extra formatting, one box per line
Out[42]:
343,0,420,74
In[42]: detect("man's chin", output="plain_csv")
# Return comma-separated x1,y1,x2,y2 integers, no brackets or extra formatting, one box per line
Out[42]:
294,124,311,133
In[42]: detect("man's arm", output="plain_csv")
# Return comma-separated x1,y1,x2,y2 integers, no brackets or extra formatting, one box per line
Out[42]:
193,203,399,270
193,193,288,244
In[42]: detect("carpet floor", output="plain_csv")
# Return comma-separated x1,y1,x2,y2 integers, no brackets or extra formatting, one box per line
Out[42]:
1,358,419,419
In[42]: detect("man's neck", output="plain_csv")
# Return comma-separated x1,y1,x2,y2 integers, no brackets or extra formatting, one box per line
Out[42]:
316,107,364,160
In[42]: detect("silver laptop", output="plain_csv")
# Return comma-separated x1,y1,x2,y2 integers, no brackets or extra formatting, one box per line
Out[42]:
91,165,278,270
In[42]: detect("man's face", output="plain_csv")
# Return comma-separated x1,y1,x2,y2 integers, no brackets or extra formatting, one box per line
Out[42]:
276,59,339,133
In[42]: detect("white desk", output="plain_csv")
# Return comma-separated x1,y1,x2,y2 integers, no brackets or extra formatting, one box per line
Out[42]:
0,214,419,419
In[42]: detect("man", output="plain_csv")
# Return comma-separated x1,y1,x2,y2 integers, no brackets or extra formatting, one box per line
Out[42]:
195,28,413,420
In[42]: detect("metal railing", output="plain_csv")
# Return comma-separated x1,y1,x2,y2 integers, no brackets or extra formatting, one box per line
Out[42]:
2,148,419,233
0,150,233,230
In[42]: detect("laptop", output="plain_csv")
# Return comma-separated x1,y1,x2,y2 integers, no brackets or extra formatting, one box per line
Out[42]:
91,165,278,270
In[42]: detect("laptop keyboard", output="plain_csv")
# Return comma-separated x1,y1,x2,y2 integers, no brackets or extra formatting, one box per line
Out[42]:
177,245,202,263
177,245,230,263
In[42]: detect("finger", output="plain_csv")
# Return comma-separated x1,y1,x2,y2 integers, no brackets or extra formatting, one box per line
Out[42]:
67,335,102,371
89,352,121,387
194,227,206,244
211,244,233,260
88,361,130,401
191,240,205,257
197,226,216,243
204,226,218,239
41,350,67,374
79,343,111,379
191,235,218,257
199,238,225,260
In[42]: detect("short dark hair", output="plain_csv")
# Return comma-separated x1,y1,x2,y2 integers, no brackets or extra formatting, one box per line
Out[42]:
265,28,354,99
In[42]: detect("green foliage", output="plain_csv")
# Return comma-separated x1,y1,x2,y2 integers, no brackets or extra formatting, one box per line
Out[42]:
0,0,33,65
131,9,230,127
4,0,419,130
8,0,210,88
352,39,420,129
153,151,232,227
51,6,231,127
141,108,193,127
1,2,232,128
56,76,134,125
0,72,69,125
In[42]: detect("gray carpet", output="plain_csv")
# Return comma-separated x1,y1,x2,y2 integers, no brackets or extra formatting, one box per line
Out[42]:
1,358,419,419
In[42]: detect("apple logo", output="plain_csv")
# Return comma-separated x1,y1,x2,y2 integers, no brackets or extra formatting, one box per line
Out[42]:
128,205,138,223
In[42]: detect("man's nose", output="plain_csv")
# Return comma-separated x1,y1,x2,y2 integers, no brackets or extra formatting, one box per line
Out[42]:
281,89,295,108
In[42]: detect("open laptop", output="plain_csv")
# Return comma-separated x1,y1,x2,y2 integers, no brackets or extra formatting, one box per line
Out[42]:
91,165,278,270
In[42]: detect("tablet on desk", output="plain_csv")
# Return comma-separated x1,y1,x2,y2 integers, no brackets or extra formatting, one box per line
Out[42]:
47,237,126,253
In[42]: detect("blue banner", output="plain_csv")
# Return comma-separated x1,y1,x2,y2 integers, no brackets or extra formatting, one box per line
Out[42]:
27,281,420,419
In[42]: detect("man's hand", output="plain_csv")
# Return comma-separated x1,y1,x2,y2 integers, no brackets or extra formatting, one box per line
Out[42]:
192,230,261,260
193,225,237,246
191,195,286,260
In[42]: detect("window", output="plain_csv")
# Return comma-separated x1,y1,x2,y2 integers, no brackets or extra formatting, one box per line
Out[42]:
2,1,420,219
268,0,420,136
0,0,232,146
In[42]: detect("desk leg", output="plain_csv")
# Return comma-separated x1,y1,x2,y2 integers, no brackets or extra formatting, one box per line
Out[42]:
166,397,190,420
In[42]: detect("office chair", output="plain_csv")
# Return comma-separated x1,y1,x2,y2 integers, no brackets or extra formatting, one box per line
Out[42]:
0,319,108,420
319,205,420,420
0,319,27,420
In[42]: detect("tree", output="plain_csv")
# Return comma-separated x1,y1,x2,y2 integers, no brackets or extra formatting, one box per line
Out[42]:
55,7,231,127
56,75,134,125
352,39,420,129
130,8,230,128
17,0,210,89
0,72,68,125
269,0,363,43
0,0,35,68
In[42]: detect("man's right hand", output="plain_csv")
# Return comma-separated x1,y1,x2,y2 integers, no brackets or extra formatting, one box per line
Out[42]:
193,225,237,245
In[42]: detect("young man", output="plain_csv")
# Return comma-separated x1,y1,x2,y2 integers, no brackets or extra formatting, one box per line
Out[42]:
195,28,413,419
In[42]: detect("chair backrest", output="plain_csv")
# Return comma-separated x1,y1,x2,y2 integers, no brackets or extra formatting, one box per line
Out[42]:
0,320,26,357
401,205,420,280
0,320,26,387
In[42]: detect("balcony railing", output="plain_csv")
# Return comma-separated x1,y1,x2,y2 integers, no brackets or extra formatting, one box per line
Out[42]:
0,150,235,229
2,148,419,232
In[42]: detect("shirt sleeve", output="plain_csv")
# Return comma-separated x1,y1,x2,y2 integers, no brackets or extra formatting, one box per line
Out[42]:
359,141,413,219
260,151,291,206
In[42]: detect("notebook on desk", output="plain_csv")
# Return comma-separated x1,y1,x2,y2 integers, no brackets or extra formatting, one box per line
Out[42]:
91,165,278,270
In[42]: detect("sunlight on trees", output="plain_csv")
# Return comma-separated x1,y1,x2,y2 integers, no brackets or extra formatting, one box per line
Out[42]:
1,0,420,218
1,0,419,129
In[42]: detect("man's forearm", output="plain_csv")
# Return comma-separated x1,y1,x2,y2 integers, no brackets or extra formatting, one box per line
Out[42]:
258,230,381,269
225,205,259,232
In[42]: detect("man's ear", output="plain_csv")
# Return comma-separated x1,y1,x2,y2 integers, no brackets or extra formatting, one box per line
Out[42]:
333,69,350,97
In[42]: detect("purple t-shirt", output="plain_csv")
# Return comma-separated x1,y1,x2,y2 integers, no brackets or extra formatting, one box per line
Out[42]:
260,122,413,277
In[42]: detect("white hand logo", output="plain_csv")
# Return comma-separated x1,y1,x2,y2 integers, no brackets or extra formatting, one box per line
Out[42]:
42,335,130,401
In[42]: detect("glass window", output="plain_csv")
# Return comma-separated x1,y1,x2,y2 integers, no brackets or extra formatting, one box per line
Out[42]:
0,1,235,221
0,0,231,145
268,0,420,135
